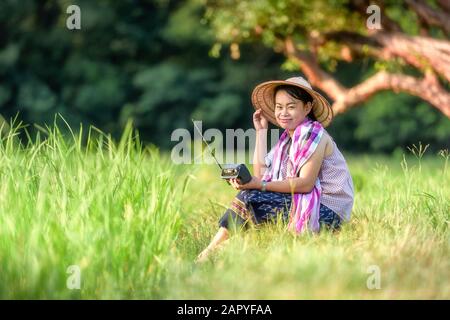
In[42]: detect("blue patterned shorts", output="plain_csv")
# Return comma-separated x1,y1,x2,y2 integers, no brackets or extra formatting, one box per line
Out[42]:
218,189,341,232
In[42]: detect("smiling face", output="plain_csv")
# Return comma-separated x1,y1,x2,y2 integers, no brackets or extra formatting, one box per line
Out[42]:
274,89,313,133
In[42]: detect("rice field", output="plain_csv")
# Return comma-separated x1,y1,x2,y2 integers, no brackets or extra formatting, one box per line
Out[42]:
0,118,448,299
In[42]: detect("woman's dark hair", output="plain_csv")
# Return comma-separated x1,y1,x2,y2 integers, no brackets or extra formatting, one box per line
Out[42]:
274,85,317,121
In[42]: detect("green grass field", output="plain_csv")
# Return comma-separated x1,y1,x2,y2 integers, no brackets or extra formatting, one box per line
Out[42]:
0,120,448,299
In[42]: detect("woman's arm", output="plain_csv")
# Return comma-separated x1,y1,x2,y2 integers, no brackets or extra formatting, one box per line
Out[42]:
253,129,268,179
232,134,328,193
252,109,269,179
266,137,327,193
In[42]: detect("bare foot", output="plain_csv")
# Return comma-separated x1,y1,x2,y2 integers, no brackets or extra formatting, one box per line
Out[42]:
195,239,231,264
195,247,213,264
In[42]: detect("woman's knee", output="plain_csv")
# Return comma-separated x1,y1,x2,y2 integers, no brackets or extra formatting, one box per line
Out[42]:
218,210,248,232
318,205,342,231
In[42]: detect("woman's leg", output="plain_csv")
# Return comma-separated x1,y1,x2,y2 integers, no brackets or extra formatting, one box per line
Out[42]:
195,208,247,263
195,189,292,262
318,204,342,231
195,227,230,263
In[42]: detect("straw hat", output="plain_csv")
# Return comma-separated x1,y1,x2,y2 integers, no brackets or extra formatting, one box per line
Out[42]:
251,76,333,128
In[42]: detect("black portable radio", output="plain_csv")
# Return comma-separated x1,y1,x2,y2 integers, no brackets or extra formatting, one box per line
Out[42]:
220,163,252,184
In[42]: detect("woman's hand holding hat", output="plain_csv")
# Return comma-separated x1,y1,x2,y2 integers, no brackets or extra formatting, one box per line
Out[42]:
253,109,268,131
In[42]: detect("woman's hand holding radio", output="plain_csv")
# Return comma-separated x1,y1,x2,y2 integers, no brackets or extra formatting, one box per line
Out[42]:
229,176,262,191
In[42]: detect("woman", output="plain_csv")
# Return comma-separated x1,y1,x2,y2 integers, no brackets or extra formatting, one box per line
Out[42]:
196,76,354,263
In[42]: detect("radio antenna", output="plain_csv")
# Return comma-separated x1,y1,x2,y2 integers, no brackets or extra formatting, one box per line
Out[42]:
191,119,223,170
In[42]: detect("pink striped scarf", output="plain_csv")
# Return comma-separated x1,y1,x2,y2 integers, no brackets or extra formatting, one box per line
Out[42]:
262,118,324,234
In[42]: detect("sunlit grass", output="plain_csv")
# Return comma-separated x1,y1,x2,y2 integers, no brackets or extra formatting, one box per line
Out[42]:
0,117,448,299
0,117,188,298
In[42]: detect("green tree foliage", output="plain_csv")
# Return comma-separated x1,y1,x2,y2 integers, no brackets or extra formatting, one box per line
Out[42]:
0,0,284,148
0,0,448,152
203,0,450,153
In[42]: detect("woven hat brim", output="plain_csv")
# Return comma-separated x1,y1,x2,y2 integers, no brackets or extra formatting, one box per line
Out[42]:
251,80,333,128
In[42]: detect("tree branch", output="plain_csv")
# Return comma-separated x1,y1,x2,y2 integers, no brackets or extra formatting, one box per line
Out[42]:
374,31,450,83
283,37,346,101
406,0,450,35
437,0,450,14
283,37,450,118
322,30,450,83
333,71,450,117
